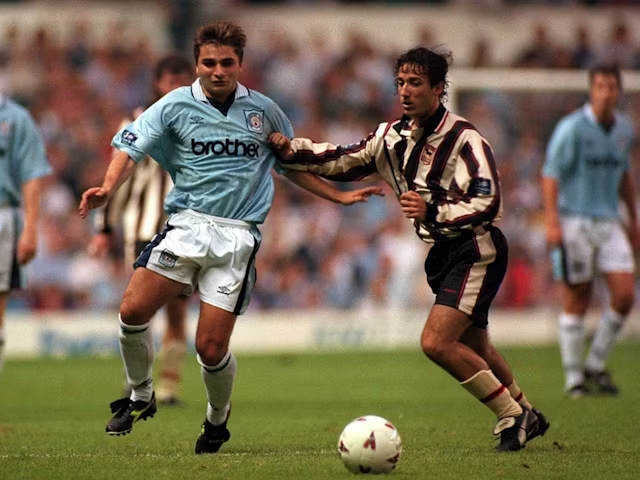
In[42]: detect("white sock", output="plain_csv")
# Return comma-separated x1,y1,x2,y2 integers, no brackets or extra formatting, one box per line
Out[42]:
199,351,236,426
585,307,625,373
119,315,154,402
558,312,585,390
0,326,5,376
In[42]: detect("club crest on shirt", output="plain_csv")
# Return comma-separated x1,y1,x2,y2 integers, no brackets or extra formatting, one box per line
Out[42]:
420,143,436,165
244,109,264,134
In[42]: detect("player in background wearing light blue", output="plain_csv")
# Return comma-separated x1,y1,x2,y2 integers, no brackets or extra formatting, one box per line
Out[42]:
78,21,382,453
0,94,51,378
542,64,638,398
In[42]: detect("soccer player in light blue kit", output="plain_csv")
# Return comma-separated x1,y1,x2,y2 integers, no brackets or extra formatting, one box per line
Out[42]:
0,94,51,378
542,64,638,398
79,21,382,453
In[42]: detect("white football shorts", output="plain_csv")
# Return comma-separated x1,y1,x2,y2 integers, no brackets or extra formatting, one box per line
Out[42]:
134,209,260,314
0,207,23,292
553,215,635,285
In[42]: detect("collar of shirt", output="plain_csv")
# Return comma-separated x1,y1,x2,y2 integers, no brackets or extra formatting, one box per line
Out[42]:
190,78,249,104
399,103,447,139
584,102,617,129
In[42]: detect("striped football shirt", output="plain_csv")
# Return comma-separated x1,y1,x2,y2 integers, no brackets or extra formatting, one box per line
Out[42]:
282,104,502,243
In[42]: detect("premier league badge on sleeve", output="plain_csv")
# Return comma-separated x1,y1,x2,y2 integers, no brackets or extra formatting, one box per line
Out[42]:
244,109,264,134
121,129,138,146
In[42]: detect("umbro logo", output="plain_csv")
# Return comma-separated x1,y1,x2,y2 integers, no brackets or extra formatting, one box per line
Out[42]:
217,286,232,296
190,115,205,124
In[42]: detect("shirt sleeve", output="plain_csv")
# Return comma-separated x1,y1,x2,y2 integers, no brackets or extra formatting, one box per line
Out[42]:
542,118,576,180
282,123,388,181
422,131,501,231
13,110,51,183
111,100,169,163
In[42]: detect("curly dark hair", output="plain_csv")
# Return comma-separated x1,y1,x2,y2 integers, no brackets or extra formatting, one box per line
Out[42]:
394,47,453,102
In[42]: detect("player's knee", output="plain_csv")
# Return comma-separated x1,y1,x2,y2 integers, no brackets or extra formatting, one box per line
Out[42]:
119,299,151,326
195,337,227,366
421,336,446,363
612,291,634,316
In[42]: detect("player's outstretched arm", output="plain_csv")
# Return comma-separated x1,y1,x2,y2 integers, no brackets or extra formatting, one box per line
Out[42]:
79,150,136,218
283,170,384,205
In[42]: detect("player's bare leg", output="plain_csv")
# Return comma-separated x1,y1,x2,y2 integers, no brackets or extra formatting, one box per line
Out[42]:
106,268,187,436
156,295,189,405
194,301,237,454
421,305,532,451
584,272,634,395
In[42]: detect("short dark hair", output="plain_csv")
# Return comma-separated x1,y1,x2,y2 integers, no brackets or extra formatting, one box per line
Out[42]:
193,21,247,63
589,63,622,90
394,47,452,101
153,52,192,81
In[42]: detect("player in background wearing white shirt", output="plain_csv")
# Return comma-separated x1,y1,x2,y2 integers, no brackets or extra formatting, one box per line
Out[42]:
89,52,194,405
79,21,382,453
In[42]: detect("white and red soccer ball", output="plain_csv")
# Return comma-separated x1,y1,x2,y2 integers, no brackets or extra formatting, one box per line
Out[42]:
337,415,402,474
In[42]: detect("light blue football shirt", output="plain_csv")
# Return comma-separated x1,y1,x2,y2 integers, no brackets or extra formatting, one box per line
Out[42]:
542,104,635,219
112,79,293,224
0,95,51,207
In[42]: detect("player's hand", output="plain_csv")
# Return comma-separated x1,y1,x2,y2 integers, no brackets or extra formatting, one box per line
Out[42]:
268,133,294,161
88,233,112,257
79,187,110,218
400,191,427,221
17,229,37,265
337,186,385,205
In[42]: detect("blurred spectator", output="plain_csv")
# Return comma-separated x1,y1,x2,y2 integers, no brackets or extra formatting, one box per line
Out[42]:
512,23,556,68
3,4,640,312
571,24,598,69
597,20,638,69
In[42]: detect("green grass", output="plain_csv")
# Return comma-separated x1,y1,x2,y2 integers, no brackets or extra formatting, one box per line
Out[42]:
1,344,639,479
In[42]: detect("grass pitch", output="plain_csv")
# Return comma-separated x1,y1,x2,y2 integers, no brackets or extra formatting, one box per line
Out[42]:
1,343,639,479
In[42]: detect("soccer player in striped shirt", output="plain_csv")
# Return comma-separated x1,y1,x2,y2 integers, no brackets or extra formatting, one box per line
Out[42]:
79,21,381,453
542,64,638,398
90,52,194,406
0,95,51,377
269,47,549,452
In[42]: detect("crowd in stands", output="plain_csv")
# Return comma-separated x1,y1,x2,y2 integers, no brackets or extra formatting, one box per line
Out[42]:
2,11,639,312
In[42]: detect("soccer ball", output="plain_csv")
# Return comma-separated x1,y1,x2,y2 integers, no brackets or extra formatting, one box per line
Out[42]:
337,415,402,474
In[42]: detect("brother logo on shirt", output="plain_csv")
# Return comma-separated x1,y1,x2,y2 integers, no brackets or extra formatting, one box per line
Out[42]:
191,138,259,158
